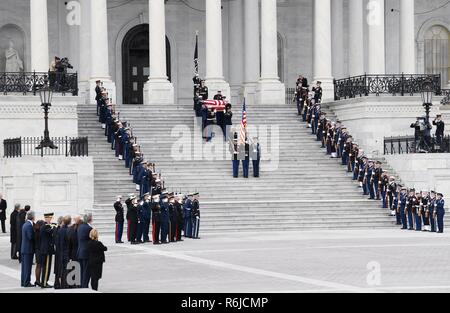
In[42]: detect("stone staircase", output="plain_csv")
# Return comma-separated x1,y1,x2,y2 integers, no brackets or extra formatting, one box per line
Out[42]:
77,100,396,234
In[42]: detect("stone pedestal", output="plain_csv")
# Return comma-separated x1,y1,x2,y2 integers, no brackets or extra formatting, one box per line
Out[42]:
256,80,285,105
144,79,175,105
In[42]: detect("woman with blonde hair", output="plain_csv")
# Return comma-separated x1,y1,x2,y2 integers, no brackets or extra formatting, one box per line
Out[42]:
87,228,107,291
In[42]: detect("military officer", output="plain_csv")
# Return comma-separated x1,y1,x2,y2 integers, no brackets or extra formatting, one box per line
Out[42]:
142,193,152,243
191,193,201,239
421,191,431,231
312,81,322,104
436,193,445,233
239,136,250,179
199,80,209,100
160,192,170,244
387,176,397,214
128,196,138,244
433,114,445,149
230,130,240,178
136,197,144,243
151,194,161,244
373,161,383,200
399,186,408,230
223,103,233,140
406,189,417,230
114,196,124,244
414,191,422,231
184,194,193,238
429,191,437,232
251,137,261,178
175,195,184,241
40,213,56,288
168,195,177,242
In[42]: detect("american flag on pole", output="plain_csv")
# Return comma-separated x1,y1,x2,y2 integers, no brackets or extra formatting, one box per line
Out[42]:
239,99,247,144
194,31,199,75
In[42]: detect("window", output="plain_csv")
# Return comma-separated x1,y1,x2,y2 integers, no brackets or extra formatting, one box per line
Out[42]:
424,25,449,86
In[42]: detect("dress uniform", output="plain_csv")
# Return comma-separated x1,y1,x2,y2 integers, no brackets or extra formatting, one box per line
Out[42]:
366,161,375,199
399,188,408,229
406,189,417,230
379,172,389,209
251,137,261,178
168,196,177,242
433,115,445,148
199,81,209,100
372,162,383,200
436,193,445,233
151,195,161,244
95,80,102,116
142,193,152,243
184,195,193,238
312,81,323,104
128,197,138,244
160,192,170,244
191,194,201,239
230,131,240,178
429,191,437,232
40,213,56,288
387,177,397,214
205,109,216,142
175,196,184,241
421,191,431,231
223,104,233,140
414,192,422,231
114,196,124,243
240,138,250,178
136,199,144,243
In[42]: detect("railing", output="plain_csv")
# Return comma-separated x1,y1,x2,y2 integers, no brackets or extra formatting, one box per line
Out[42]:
285,87,296,104
384,135,450,155
334,74,442,101
0,71,78,96
3,137,88,158
441,89,450,105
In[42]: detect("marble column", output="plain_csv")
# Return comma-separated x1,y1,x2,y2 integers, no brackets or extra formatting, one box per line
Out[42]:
243,0,260,105
256,0,285,105
205,0,230,99
144,0,174,105
400,0,415,74
313,0,334,102
367,0,386,74
228,0,244,105
78,0,91,100
89,0,116,104
331,0,345,79
30,0,49,72
348,0,364,76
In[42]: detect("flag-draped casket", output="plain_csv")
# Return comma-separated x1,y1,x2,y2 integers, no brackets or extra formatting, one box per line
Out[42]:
201,100,228,112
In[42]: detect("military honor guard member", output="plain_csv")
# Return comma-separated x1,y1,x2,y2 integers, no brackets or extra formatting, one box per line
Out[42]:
184,194,193,238
230,130,240,178
39,212,56,288
191,193,201,239
114,196,125,243
436,193,445,233
251,137,261,178
399,186,408,230
20,211,35,287
151,194,162,244
429,191,437,232
160,192,170,244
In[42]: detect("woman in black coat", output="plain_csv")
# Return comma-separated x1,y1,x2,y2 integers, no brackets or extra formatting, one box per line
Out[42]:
88,229,107,291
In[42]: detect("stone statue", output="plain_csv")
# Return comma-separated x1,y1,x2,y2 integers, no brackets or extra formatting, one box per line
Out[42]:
5,39,23,72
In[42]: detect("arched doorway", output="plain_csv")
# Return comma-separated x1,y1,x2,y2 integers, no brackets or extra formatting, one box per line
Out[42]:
122,24,171,104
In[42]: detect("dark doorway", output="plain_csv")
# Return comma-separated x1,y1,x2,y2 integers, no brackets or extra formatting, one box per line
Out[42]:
122,24,171,104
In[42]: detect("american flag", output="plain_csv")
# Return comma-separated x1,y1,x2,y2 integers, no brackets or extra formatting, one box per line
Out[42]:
201,99,228,111
239,100,247,144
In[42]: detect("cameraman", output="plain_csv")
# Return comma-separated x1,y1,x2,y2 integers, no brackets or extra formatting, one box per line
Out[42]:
410,117,432,152
48,56,60,88
433,114,445,148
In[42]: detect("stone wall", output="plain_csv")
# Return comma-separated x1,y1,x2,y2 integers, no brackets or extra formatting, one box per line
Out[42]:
384,154,450,201
0,95,82,156
327,96,443,155
0,156,94,218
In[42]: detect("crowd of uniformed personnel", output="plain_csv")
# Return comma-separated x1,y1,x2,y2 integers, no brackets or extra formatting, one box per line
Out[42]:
294,75,446,233
94,81,201,245
10,207,106,290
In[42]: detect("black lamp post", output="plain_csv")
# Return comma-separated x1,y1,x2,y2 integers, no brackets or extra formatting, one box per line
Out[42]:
421,79,434,124
36,79,58,150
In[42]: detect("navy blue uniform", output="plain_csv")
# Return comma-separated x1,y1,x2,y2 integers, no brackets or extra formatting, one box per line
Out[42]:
142,200,151,242
40,223,56,287
160,200,169,243
436,198,446,233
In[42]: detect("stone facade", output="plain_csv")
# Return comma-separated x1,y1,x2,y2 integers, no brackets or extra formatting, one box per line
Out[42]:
0,0,449,105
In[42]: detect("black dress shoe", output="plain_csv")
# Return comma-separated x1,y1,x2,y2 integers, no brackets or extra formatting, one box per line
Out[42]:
34,282,42,287
41,284,53,288
24,283,35,288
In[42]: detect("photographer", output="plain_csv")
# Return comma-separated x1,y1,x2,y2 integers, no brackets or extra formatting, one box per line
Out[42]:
433,114,445,148
55,57,73,91
410,117,432,152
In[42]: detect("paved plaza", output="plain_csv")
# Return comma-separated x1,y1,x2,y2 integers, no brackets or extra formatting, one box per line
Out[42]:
0,229,449,293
